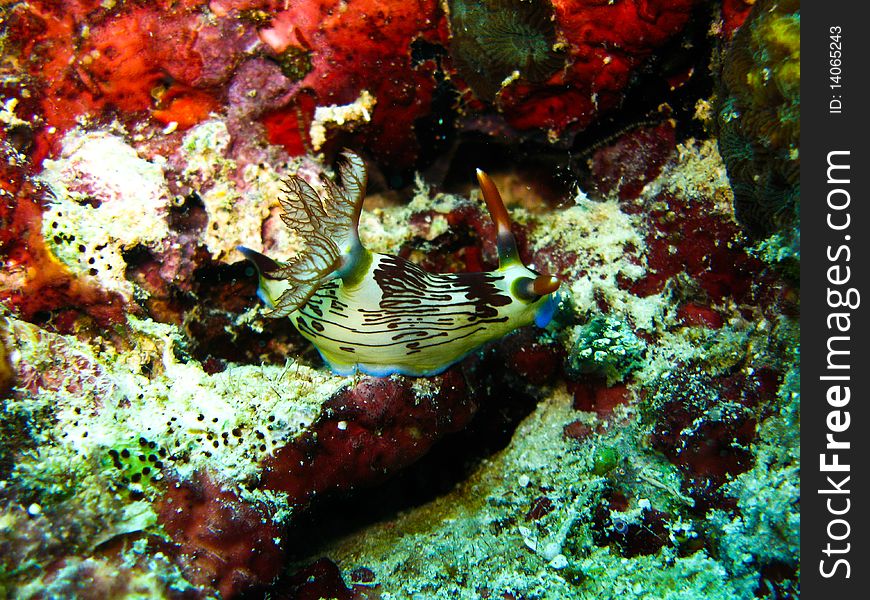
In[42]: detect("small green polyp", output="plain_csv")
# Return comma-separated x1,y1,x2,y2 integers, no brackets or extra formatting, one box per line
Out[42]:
592,446,620,476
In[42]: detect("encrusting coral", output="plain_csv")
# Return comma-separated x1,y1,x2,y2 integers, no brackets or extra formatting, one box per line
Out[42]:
2,0,705,171
448,0,565,101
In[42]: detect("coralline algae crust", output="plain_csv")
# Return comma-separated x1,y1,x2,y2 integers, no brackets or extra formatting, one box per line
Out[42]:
179,119,298,261
4,313,345,490
39,130,171,299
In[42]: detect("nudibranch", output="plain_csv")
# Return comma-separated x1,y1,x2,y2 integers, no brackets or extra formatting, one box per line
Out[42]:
239,151,561,377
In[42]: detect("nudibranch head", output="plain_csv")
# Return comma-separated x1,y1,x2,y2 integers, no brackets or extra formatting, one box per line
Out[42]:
240,151,561,377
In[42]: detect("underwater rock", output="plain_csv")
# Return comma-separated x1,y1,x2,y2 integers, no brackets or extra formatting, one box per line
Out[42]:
646,365,780,512
628,192,764,303
0,313,483,596
716,0,800,255
588,121,678,201
39,130,172,300
611,136,783,322
0,3,800,597
259,370,478,501
0,136,128,333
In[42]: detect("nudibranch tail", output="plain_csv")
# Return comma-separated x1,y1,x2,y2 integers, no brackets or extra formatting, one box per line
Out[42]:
476,169,520,267
236,245,282,308
265,151,369,317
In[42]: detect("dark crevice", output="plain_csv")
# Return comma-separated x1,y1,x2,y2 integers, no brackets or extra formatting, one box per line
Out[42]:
281,347,547,563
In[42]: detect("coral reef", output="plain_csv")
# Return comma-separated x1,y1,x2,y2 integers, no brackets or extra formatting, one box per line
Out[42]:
0,2,799,598
2,0,708,174
494,0,699,134
284,130,799,600
0,310,481,596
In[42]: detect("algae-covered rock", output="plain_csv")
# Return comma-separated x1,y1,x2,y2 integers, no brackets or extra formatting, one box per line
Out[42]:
565,316,646,385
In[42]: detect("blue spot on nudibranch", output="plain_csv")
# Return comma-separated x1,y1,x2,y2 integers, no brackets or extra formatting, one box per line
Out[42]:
534,291,560,328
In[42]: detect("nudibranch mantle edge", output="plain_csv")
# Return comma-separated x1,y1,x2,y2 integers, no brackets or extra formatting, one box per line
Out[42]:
240,151,561,377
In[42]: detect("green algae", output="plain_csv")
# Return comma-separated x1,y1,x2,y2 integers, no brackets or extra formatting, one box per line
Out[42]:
590,445,619,476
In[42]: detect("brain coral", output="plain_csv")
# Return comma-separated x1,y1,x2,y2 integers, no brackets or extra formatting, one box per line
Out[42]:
717,0,800,243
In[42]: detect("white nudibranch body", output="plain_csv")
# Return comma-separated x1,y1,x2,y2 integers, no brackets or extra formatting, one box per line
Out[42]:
239,151,561,377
